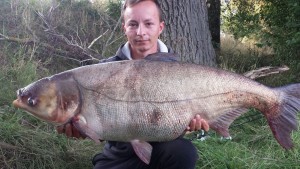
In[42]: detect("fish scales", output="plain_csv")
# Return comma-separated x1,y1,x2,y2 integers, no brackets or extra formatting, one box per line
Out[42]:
13,56,300,164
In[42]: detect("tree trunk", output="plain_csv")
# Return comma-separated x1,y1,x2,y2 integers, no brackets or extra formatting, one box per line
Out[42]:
207,0,221,48
207,0,221,62
159,0,216,66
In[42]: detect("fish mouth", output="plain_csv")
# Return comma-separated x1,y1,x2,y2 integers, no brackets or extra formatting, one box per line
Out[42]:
13,98,63,125
12,98,39,117
12,98,26,109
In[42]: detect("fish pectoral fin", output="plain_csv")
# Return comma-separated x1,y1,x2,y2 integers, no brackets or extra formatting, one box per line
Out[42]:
130,140,153,165
72,115,102,143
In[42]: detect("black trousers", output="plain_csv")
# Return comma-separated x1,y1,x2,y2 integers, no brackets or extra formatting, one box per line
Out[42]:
92,137,198,169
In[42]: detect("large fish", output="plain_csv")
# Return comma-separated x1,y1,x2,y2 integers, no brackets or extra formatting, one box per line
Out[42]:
12,54,299,164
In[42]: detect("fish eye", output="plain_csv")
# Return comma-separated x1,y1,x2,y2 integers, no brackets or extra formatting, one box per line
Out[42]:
17,89,22,96
27,97,36,107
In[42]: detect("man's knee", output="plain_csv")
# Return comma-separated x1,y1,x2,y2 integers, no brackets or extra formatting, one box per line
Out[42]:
160,138,197,156
150,138,198,169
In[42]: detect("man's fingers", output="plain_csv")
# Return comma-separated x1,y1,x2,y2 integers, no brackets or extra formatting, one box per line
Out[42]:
194,114,202,130
56,125,64,134
201,119,209,131
186,114,210,132
189,118,196,131
73,127,85,139
64,123,73,137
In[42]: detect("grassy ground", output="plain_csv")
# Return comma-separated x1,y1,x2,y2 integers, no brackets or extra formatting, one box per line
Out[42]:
1,35,300,168
0,106,101,169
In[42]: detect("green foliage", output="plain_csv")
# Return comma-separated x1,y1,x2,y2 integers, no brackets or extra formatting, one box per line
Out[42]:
106,0,123,21
222,0,263,38
0,45,39,106
260,0,300,59
222,0,300,63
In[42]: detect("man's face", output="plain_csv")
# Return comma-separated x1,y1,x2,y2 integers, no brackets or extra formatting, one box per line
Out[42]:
123,1,164,55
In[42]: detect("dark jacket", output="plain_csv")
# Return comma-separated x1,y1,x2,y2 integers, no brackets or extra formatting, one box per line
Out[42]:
100,44,177,63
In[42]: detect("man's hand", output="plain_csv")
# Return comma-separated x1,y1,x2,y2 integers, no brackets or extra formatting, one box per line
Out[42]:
186,114,209,132
56,123,86,139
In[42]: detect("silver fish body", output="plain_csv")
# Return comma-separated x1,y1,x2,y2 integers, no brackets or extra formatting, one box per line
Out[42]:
13,58,300,163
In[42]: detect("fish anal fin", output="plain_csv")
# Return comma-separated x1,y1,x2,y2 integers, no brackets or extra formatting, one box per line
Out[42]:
72,115,102,143
209,108,248,137
130,140,153,165
210,123,230,137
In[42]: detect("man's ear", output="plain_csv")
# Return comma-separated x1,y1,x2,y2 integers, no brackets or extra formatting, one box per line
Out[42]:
159,21,165,34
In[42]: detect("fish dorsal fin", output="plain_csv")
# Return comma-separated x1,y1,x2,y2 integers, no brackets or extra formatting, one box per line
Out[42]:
145,52,179,62
130,140,153,165
209,108,248,137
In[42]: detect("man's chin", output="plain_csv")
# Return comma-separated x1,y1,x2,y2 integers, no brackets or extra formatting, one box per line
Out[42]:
131,43,155,53
135,46,150,52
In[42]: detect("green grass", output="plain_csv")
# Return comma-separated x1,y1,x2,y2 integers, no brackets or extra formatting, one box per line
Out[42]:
0,106,101,169
0,48,37,106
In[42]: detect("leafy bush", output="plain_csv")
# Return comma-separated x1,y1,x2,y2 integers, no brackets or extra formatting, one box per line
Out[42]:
222,0,300,63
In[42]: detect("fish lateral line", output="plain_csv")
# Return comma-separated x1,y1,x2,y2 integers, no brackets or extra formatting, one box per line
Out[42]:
88,88,262,104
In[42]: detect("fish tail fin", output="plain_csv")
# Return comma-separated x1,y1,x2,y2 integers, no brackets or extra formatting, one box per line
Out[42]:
277,83,300,98
267,84,300,149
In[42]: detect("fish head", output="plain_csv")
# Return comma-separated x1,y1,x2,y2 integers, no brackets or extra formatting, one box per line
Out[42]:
13,73,81,125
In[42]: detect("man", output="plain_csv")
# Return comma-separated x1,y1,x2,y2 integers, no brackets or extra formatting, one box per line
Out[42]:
58,0,209,168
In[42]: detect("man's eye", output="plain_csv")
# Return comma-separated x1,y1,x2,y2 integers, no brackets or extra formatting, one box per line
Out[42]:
146,22,153,26
129,23,137,27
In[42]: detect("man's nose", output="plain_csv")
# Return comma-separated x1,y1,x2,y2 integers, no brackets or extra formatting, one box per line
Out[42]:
137,24,145,35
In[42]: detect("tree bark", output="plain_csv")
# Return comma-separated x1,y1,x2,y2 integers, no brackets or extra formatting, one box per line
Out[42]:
159,0,216,66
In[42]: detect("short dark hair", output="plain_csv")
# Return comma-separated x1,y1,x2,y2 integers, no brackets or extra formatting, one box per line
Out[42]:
121,0,163,22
